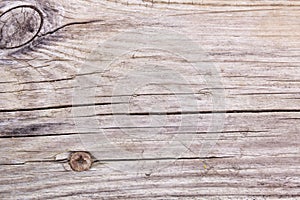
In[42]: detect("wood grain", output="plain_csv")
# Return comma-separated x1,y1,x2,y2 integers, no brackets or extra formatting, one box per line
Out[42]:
0,0,299,199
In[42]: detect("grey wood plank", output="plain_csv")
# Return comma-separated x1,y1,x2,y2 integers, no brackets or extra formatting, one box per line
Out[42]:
0,0,299,199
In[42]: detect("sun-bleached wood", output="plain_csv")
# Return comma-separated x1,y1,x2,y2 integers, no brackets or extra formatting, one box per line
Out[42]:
0,0,299,199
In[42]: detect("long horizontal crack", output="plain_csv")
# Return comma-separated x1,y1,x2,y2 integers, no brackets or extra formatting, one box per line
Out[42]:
1,104,300,114
0,156,234,166
108,109,300,115
94,155,235,163
0,102,121,112
0,158,68,166
0,130,265,139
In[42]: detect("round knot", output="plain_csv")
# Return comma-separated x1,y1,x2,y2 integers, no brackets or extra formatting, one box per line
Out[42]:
69,152,93,172
0,5,43,49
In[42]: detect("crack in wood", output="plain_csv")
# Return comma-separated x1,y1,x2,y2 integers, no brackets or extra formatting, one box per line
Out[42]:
39,20,104,37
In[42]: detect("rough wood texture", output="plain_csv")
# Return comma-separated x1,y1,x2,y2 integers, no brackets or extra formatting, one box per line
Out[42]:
0,0,300,199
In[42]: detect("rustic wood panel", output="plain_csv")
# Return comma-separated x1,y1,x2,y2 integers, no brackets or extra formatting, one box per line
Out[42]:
0,0,299,199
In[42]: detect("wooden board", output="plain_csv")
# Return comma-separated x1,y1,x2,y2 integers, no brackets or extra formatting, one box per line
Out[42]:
0,0,300,199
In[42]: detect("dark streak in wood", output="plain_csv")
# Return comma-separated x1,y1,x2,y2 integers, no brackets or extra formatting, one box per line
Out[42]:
0,123,66,137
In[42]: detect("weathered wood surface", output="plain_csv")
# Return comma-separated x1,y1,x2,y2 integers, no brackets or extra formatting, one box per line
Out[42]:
0,0,300,199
